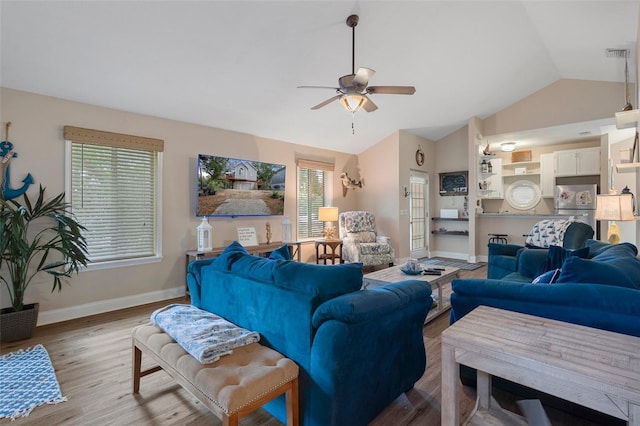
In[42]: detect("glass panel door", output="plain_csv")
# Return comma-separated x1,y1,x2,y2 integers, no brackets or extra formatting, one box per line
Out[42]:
410,171,429,258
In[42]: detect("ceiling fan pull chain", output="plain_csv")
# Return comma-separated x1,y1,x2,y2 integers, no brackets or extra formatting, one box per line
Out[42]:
351,113,356,135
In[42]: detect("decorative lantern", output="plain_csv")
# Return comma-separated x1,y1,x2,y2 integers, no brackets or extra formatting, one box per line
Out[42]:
282,216,292,243
197,217,213,252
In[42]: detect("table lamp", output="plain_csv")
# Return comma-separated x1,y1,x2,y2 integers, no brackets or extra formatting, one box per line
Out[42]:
318,207,339,240
595,194,634,244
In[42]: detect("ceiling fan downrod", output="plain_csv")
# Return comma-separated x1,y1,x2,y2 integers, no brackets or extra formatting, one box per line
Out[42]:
346,14,359,76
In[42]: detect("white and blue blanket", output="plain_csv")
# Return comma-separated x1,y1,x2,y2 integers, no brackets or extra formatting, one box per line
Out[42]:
150,304,260,364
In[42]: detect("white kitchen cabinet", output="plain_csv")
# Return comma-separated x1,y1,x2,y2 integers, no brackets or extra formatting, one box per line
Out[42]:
554,147,601,177
539,153,555,197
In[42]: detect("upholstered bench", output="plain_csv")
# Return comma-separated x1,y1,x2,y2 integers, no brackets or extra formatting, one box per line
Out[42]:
132,324,299,426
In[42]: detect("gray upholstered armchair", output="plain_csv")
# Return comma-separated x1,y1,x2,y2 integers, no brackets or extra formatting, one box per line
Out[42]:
338,211,395,267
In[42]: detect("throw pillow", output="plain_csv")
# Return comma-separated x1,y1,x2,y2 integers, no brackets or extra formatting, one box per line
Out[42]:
532,268,561,284
556,255,640,289
537,245,589,276
211,241,249,270
268,244,291,261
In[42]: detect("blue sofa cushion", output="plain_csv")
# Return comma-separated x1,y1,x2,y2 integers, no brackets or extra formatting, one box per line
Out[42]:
556,243,640,289
537,245,589,275
268,244,292,260
272,261,363,300
585,239,612,258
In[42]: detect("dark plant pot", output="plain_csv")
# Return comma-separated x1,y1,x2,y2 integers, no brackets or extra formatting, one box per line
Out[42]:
0,302,39,342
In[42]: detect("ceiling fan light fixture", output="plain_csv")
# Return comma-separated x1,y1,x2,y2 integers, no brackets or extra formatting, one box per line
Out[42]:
340,94,367,112
501,142,516,152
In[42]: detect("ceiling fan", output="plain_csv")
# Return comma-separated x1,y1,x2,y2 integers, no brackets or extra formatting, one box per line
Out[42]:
298,14,416,114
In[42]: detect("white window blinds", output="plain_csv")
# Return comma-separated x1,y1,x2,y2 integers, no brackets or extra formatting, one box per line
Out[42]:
297,167,331,239
65,126,162,264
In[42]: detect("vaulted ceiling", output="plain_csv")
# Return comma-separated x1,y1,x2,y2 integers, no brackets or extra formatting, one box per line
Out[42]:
1,1,638,154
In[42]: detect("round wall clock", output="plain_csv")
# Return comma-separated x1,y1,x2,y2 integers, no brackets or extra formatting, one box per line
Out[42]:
415,146,425,166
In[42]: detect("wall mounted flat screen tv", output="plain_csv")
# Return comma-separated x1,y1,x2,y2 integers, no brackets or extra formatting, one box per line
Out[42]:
197,154,286,217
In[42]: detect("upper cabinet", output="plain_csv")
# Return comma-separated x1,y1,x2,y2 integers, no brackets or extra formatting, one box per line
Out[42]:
554,147,600,177
539,153,555,197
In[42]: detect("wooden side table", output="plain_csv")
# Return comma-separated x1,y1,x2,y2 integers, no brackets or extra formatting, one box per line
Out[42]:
314,239,343,264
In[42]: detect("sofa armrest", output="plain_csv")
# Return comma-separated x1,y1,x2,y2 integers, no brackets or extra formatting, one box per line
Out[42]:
309,280,432,424
186,258,215,307
450,278,640,337
312,280,431,328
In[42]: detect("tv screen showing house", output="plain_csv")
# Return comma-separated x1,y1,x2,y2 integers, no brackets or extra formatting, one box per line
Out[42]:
196,154,286,217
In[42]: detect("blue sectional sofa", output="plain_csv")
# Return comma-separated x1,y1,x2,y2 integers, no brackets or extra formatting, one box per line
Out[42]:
452,239,640,337
187,242,433,426
450,240,640,422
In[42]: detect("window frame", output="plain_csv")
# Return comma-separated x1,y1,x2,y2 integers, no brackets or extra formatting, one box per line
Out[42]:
64,140,163,271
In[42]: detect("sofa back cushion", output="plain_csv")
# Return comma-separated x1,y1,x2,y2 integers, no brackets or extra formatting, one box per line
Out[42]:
556,243,640,289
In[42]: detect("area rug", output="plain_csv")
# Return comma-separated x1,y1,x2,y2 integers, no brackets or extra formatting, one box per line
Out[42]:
0,344,67,420
421,258,483,271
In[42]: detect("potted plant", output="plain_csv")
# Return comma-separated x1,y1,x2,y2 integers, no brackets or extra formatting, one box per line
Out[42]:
0,185,88,342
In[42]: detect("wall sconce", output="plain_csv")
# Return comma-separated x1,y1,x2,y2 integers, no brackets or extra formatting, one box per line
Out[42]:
595,194,635,244
318,207,339,240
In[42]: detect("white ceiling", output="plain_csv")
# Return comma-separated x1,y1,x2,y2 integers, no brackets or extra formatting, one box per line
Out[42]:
1,1,638,155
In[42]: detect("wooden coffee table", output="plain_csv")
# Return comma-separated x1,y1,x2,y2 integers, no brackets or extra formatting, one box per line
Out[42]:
363,265,459,324
442,306,640,425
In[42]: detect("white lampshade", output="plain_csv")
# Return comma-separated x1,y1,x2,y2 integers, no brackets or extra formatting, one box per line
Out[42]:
318,207,339,222
595,194,634,244
340,94,367,112
595,194,634,221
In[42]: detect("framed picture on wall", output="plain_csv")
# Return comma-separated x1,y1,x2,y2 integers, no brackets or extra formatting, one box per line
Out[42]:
439,171,468,196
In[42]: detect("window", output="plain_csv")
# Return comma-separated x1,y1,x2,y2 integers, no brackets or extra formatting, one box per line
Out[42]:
64,126,163,269
297,160,333,240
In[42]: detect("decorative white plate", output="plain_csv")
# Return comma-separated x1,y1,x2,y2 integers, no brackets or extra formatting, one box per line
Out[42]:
505,180,541,210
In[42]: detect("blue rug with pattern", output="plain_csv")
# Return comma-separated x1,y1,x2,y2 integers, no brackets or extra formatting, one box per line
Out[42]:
420,258,483,271
0,344,66,420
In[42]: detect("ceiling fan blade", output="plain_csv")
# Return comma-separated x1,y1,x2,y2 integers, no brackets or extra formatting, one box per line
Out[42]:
353,67,375,86
367,85,416,95
298,85,340,90
363,96,378,112
311,95,341,110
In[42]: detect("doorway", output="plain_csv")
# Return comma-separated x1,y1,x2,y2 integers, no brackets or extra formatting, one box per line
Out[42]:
409,171,429,259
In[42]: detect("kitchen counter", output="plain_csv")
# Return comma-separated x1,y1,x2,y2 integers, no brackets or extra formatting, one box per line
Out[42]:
478,213,589,219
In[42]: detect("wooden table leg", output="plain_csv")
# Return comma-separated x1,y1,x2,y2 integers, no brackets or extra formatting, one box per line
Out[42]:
630,404,640,426
477,370,492,410
441,342,460,425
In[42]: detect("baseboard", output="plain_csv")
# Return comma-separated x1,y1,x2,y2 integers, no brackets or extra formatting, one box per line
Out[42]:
430,250,469,261
37,286,186,326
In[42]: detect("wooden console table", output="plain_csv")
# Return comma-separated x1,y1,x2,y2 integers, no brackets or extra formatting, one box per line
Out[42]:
441,306,640,425
185,241,302,294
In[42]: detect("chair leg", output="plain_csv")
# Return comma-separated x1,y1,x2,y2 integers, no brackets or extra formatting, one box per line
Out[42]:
132,343,142,394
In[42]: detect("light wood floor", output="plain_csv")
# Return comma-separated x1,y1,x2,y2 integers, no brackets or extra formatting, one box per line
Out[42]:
0,265,613,425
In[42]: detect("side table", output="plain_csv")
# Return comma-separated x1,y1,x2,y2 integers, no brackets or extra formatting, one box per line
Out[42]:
314,239,343,264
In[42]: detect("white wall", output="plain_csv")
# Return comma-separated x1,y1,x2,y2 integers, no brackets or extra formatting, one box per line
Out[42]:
0,88,358,324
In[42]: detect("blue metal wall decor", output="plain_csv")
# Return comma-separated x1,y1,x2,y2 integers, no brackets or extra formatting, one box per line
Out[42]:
1,122,34,200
